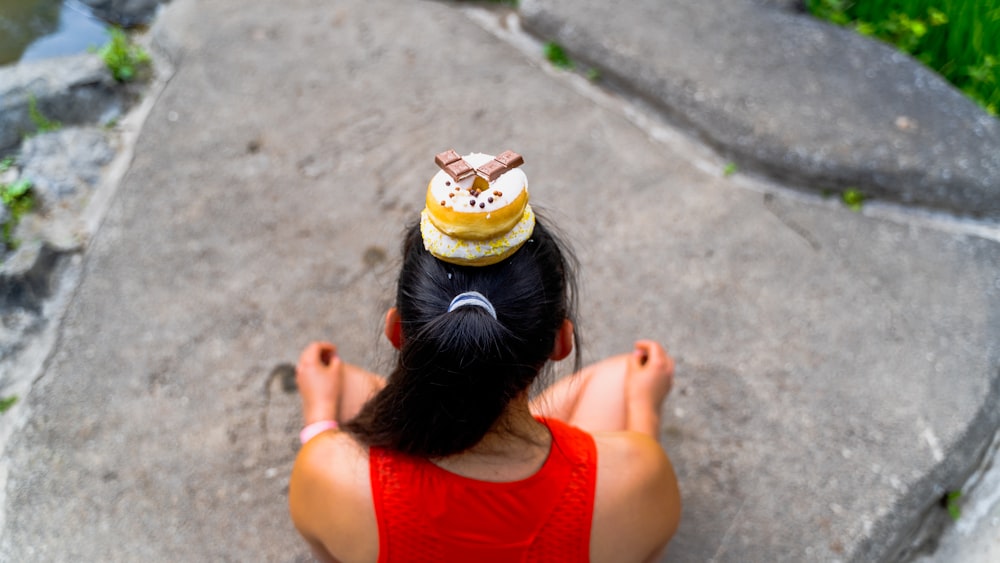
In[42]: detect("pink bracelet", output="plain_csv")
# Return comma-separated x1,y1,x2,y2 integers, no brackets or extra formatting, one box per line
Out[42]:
299,420,339,445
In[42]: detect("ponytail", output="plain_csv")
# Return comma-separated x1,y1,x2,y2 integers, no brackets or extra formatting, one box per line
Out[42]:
344,217,578,457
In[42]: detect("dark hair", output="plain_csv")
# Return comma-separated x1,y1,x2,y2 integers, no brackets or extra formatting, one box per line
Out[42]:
344,216,579,457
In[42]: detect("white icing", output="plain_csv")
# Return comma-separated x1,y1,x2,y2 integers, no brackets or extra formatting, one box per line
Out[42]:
421,205,535,265
429,152,527,213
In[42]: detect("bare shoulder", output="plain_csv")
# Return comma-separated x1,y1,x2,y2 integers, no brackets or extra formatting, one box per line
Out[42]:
289,432,379,563
590,432,682,563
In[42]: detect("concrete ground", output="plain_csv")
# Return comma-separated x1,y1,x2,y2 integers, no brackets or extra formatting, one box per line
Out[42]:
1,0,998,561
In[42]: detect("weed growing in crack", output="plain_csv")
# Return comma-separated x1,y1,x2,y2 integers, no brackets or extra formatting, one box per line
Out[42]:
98,27,151,82
544,41,574,70
28,95,61,134
945,490,962,521
840,187,868,211
0,157,35,251
0,395,18,414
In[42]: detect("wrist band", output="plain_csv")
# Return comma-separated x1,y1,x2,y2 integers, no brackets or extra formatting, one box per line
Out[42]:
300,420,339,445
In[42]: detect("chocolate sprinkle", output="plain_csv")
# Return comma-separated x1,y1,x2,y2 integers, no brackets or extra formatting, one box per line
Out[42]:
479,202,486,208
488,197,494,203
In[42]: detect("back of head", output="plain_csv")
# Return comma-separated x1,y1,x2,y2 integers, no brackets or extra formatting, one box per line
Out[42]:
345,217,577,457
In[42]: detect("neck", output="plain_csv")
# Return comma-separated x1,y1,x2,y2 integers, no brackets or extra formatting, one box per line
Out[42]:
433,393,551,477
468,394,548,455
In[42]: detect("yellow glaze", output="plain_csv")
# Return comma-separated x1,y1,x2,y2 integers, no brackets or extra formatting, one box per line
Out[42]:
425,183,528,241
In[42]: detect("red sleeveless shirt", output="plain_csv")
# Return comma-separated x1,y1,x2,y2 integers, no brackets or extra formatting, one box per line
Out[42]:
369,417,598,562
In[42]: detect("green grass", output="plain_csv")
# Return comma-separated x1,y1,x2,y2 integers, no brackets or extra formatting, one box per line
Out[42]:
0,395,17,414
807,0,1000,116
544,42,574,70
840,187,869,210
98,27,151,82
0,158,35,250
28,95,60,134
945,490,962,520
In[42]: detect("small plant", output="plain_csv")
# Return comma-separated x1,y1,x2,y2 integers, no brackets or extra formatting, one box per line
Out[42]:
1,172,35,249
98,27,151,82
586,67,601,81
809,0,852,25
807,1,999,116
945,490,962,521
544,41,574,70
0,395,17,414
27,95,61,134
840,187,868,211
723,162,738,177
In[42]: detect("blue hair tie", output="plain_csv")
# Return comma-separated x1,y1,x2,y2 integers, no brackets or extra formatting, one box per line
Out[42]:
447,291,497,319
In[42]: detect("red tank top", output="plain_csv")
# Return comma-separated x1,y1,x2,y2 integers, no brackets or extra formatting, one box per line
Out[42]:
369,417,597,562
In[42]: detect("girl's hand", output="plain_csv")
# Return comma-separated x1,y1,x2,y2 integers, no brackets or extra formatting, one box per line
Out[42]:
296,341,342,425
626,340,675,408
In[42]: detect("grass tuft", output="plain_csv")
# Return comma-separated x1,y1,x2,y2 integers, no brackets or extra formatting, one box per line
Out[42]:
808,0,1000,116
0,395,17,414
544,41,574,70
841,187,868,210
945,490,962,520
0,158,35,251
28,95,61,134
98,27,151,83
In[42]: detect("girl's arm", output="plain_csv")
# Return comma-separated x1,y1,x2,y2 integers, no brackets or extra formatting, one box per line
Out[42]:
591,433,682,563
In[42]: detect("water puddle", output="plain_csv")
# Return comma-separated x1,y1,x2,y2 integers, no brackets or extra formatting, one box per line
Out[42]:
0,0,109,66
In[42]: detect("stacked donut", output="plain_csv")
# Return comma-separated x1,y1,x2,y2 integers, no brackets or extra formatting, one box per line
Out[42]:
421,150,535,266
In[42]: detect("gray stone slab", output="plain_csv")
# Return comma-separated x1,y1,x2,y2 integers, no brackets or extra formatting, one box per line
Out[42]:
0,54,124,154
520,0,1000,220
1,0,998,561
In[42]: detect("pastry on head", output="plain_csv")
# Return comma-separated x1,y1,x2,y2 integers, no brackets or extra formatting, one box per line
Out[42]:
421,150,535,266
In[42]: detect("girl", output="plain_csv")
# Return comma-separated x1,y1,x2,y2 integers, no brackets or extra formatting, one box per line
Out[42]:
290,153,681,562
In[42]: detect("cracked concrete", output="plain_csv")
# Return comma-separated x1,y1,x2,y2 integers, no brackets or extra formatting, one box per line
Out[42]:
0,0,998,561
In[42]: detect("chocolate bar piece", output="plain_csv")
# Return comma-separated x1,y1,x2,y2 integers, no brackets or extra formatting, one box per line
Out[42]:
476,160,506,182
493,150,524,169
435,149,462,169
444,159,474,181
